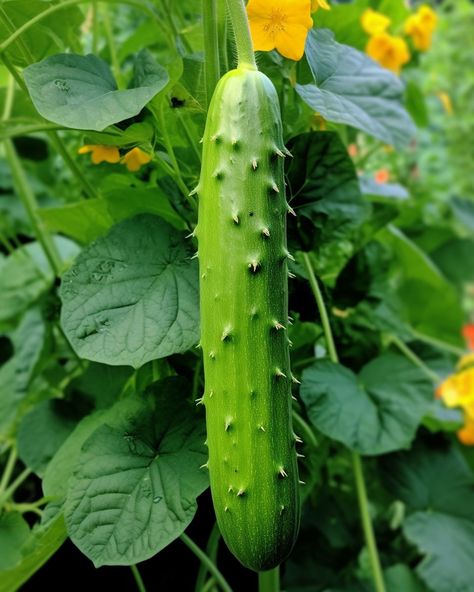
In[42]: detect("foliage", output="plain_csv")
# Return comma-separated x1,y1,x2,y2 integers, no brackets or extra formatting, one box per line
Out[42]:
0,0,472,591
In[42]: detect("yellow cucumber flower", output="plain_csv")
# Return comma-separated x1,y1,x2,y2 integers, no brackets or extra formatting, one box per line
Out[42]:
366,33,410,74
404,5,437,51
78,144,120,164
361,8,391,36
311,0,330,12
437,363,474,446
247,0,313,61
122,147,152,172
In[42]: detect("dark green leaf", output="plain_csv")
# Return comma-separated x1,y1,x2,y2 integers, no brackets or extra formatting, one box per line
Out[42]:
431,238,474,288
64,377,208,566
24,53,169,131
60,214,200,368
297,30,416,148
300,354,433,455
0,514,30,571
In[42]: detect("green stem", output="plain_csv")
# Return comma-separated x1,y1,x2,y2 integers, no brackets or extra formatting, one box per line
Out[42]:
202,0,220,106
180,533,233,592
258,568,280,592
195,522,221,592
352,454,387,592
292,410,318,449
101,4,125,89
0,0,162,55
302,251,386,592
226,0,257,70
202,579,217,592
217,0,229,74
389,335,440,384
0,468,32,507
48,131,100,199
302,253,338,363
176,109,202,164
0,448,17,499
130,565,147,592
92,1,99,54
0,123,65,139
411,330,466,358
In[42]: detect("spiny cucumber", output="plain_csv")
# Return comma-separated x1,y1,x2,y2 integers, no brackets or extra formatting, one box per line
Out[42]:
195,67,300,572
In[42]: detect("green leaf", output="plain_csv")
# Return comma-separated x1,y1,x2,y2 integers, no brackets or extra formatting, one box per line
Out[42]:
0,308,49,439
24,53,169,131
40,187,186,244
313,0,370,49
0,514,66,592
64,377,208,566
0,1,83,68
431,238,474,288
381,226,464,347
17,400,81,477
300,353,433,455
405,80,429,128
297,30,416,148
381,444,474,592
0,238,79,324
0,514,30,571
384,564,426,592
60,214,199,368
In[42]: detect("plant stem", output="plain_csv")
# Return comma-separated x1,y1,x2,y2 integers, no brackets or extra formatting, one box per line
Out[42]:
180,533,233,592
217,0,229,74
411,330,466,358
302,252,386,592
226,0,257,70
202,0,220,106
0,468,32,507
195,522,221,592
101,3,125,89
352,454,387,592
176,109,202,164
130,565,147,592
258,568,280,592
302,253,338,363
292,410,318,449
0,447,17,499
389,335,441,384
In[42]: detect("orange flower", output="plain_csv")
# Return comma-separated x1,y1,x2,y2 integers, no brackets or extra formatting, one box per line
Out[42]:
347,144,358,158
374,169,390,184
122,147,152,172
247,0,313,61
78,144,120,164
463,324,474,350
366,33,410,74
458,416,474,446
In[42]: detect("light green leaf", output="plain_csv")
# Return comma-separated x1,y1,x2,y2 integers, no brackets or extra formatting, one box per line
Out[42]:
64,377,208,566
0,308,49,439
17,400,81,477
0,514,30,571
24,53,169,131
0,514,66,592
297,30,416,148
381,444,474,592
300,354,432,455
431,238,474,288
60,214,199,368
384,564,426,592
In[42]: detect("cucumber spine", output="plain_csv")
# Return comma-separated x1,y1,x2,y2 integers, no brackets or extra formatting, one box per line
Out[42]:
196,67,300,572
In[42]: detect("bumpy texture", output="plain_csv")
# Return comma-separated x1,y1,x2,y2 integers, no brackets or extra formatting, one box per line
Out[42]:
196,68,300,571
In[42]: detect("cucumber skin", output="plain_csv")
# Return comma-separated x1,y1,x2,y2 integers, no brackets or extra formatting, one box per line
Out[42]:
196,68,300,572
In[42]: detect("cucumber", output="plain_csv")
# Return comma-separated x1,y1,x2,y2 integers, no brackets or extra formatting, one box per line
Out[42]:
195,67,300,571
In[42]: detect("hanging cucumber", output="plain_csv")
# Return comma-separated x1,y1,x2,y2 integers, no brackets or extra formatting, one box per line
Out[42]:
195,64,300,571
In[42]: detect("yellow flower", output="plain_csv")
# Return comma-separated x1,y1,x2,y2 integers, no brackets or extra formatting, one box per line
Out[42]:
458,353,474,372
311,0,330,12
247,0,313,61
458,415,474,446
78,144,120,165
437,367,474,409
361,8,391,36
366,33,410,74
122,147,152,172
404,5,437,51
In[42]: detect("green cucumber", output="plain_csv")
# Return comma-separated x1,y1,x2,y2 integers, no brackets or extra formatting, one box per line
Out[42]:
195,67,300,572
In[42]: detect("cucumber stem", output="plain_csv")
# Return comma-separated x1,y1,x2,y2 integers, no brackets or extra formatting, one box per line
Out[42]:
181,533,233,592
130,565,147,592
302,252,387,592
225,0,257,70
258,568,280,592
203,0,221,105
389,335,441,384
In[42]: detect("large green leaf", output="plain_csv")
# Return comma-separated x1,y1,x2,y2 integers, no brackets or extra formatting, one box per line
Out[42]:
296,30,416,148
0,514,30,571
0,1,83,68
381,444,474,592
0,514,67,592
24,53,169,131
60,214,200,368
431,238,474,288
64,378,208,566
0,308,49,439
40,187,186,245
300,353,432,455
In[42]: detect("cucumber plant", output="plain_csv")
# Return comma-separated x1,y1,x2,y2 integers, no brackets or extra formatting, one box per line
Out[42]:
195,60,301,572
